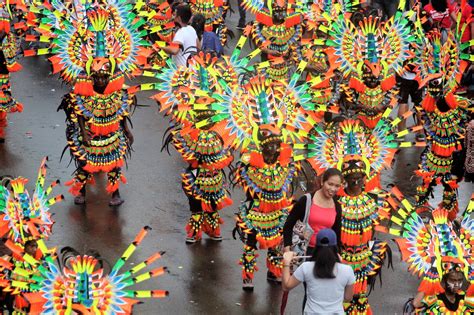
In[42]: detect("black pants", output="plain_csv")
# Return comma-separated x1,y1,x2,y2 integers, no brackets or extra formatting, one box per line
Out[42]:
237,0,246,27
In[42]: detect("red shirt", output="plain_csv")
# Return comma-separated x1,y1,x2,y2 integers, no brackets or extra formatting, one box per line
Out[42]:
424,3,455,29
308,203,336,247
460,4,473,43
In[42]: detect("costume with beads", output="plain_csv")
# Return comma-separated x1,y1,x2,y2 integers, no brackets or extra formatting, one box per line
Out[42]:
379,189,474,314
296,110,425,314
192,54,315,282
0,158,63,313
0,226,168,314
412,20,473,219
149,52,239,241
0,1,23,141
244,0,303,81
25,0,150,196
319,0,416,129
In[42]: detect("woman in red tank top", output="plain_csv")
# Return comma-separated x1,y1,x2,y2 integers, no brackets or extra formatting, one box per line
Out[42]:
283,168,343,254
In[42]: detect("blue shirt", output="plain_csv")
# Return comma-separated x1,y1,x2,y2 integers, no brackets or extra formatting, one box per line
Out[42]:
201,32,223,57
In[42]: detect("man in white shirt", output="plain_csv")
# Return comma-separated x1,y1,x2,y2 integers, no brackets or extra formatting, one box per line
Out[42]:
161,5,198,67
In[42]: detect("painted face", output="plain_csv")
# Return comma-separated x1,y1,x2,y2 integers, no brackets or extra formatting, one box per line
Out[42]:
362,67,379,88
262,140,281,164
321,175,342,198
345,172,366,190
25,241,38,256
446,271,464,294
272,7,287,25
91,70,110,92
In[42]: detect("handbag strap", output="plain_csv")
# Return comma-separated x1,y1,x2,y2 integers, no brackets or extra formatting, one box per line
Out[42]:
302,193,312,225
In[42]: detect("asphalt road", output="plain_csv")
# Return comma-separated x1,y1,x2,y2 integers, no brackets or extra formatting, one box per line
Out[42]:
0,3,472,314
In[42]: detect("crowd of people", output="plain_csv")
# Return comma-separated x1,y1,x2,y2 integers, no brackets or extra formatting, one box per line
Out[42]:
0,0,472,313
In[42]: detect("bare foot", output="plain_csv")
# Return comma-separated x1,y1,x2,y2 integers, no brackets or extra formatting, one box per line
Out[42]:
74,195,86,205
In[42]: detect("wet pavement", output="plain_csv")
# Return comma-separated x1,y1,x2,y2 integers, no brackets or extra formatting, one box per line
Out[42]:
0,5,473,314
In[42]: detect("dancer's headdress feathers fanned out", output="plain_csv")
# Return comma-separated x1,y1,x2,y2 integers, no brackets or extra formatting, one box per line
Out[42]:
25,0,151,95
380,189,474,297
0,157,63,245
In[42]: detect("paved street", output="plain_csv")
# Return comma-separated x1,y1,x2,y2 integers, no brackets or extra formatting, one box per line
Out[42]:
0,4,472,314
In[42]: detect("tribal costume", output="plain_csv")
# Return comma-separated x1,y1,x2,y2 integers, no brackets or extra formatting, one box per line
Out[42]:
302,44,341,120
412,19,473,219
0,2,23,142
244,0,303,81
298,0,362,35
379,189,474,314
191,55,316,286
319,0,416,129
295,110,424,314
145,51,239,242
25,0,150,203
0,158,63,314
0,226,168,314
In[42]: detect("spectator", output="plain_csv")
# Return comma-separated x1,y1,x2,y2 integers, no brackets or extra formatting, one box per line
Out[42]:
282,229,355,315
283,168,343,255
161,4,198,67
423,0,456,35
191,14,224,57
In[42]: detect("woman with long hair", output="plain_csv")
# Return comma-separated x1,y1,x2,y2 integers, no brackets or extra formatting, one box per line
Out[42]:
283,168,343,255
282,229,355,314
190,14,224,57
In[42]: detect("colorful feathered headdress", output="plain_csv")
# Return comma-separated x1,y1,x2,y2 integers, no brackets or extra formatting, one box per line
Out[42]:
1,226,168,314
134,0,175,42
0,158,63,245
140,34,266,123
414,15,474,111
296,0,363,32
295,107,425,191
191,57,318,150
25,0,151,95
379,188,474,297
320,0,416,80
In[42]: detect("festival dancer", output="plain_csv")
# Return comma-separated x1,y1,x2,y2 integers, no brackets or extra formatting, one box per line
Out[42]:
144,35,272,243
159,53,234,243
412,18,473,219
379,189,474,313
190,56,317,288
296,109,425,314
24,0,150,206
318,0,417,129
245,0,303,81
0,226,168,314
0,158,63,313
0,2,23,143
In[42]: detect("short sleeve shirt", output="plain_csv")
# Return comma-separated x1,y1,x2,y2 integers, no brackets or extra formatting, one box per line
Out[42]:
424,3,455,29
293,262,355,315
172,25,198,67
